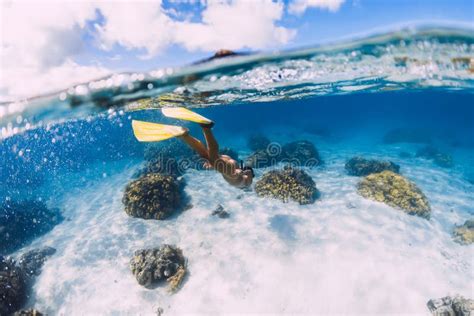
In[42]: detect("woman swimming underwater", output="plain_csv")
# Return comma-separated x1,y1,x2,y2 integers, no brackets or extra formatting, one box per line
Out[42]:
132,107,254,188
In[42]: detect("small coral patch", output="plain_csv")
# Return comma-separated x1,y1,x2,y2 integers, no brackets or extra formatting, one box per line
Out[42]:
357,171,430,218
255,166,319,205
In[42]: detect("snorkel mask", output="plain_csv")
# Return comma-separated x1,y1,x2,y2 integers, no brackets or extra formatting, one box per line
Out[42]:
240,160,255,177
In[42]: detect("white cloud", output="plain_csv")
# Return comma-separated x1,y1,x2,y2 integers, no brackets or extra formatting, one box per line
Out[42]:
94,0,295,54
1,1,97,69
0,1,103,99
94,1,174,58
0,0,295,100
174,0,295,51
288,0,345,15
1,60,110,101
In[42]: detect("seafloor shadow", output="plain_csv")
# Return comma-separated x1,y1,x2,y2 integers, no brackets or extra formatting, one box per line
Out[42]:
268,214,300,241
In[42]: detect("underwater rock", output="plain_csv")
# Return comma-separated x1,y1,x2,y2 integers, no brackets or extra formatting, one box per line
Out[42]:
136,153,184,179
17,247,56,278
247,133,322,170
281,140,322,167
346,202,357,209
0,246,56,315
0,247,55,315
357,171,431,218
155,307,164,316
383,128,431,144
0,200,63,255
144,140,210,171
123,173,187,220
427,295,474,316
416,146,454,168
167,265,187,293
255,166,320,205
345,156,400,176
219,147,239,161
246,148,281,168
453,220,474,245
0,256,27,315
143,139,208,172
14,309,44,316
211,205,230,219
130,245,187,291
247,134,271,152
144,140,193,163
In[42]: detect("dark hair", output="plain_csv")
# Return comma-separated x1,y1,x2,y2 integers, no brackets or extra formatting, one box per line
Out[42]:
242,166,255,177
240,160,254,177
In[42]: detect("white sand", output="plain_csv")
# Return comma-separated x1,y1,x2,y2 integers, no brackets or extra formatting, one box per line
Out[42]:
21,138,473,315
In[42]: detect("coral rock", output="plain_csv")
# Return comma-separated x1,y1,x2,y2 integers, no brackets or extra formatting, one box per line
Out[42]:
255,166,320,205
357,171,431,218
281,140,322,167
211,205,230,219
14,309,44,316
0,256,27,315
136,155,183,179
17,247,56,278
453,220,474,245
345,156,400,176
130,245,187,290
144,140,193,163
123,174,186,220
427,295,474,316
0,200,63,255
167,266,187,293
141,140,196,176
246,149,281,168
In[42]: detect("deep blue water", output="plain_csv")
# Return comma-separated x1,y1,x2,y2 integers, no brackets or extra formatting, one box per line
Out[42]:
1,90,473,202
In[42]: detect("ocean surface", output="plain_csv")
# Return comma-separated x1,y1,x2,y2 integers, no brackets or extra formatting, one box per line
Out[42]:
1,26,473,315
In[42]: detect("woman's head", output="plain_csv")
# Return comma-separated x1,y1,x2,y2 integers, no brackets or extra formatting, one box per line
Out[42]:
240,161,254,187
242,166,255,178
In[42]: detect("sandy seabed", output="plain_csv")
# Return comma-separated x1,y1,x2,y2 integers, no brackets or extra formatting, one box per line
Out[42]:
19,136,473,315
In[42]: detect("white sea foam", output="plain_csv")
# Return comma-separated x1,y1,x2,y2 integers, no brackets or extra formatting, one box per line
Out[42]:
19,137,474,315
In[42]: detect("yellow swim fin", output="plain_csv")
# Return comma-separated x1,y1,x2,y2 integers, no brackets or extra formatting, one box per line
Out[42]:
162,107,213,125
132,120,186,142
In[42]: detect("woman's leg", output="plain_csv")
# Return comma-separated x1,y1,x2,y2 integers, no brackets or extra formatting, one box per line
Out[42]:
202,126,219,162
179,134,210,160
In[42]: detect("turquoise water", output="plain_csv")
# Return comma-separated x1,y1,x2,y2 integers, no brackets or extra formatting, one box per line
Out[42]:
1,27,473,314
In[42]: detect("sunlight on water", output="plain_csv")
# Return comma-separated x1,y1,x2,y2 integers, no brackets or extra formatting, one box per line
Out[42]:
0,26,473,139
1,26,473,315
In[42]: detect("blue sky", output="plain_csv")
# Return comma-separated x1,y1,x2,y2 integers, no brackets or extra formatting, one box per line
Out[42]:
79,0,474,71
1,0,473,100
85,0,474,70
